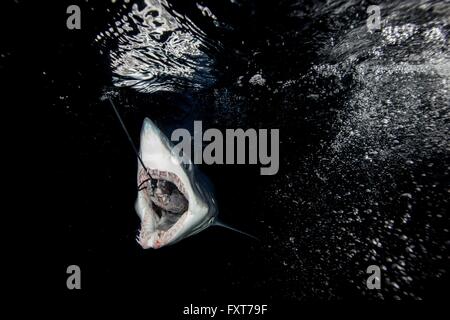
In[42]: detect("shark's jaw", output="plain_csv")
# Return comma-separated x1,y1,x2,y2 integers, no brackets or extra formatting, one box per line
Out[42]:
134,118,217,249
136,168,190,249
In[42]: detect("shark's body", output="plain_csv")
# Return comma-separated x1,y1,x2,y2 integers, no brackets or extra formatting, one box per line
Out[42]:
135,118,218,249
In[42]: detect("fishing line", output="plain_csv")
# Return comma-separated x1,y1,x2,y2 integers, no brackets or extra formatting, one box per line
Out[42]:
108,97,151,184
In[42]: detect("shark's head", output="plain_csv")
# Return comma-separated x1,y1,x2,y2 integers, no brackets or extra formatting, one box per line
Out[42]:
135,118,218,249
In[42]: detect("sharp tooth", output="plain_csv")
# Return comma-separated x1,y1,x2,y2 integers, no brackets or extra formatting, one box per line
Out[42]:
138,203,158,248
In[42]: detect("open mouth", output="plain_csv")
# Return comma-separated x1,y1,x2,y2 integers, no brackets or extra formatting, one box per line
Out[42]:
138,168,189,234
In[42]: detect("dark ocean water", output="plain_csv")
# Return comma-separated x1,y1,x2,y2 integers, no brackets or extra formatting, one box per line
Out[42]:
4,0,449,311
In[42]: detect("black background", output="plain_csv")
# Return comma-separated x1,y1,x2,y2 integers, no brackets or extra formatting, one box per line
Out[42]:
3,0,449,316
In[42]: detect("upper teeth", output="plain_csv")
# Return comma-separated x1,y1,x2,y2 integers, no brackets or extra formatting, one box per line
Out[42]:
138,168,188,201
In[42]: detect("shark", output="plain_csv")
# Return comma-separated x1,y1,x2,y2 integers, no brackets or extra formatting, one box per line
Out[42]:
135,117,218,248
108,97,256,249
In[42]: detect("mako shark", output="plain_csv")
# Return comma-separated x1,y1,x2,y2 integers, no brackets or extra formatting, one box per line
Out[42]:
135,117,219,248
108,97,256,249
